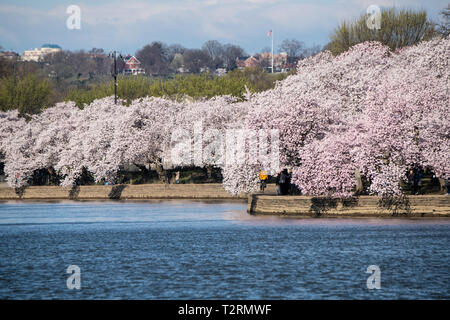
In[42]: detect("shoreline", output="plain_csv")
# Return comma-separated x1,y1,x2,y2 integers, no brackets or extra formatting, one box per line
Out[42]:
0,183,269,200
248,194,450,218
1,184,449,218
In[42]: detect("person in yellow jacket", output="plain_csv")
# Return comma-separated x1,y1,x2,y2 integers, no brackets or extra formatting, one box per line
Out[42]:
258,170,268,192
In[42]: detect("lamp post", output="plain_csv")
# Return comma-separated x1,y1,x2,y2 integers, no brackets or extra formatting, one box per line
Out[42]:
108,51,122,104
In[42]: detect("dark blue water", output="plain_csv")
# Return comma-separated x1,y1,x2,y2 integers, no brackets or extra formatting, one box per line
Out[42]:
0,201,449,299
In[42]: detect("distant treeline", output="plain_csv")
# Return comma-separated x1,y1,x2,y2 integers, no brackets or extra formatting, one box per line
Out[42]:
0,6,448,115
0,67,289,114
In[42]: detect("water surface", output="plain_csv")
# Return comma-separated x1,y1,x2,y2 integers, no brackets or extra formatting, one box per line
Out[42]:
0,201,448,299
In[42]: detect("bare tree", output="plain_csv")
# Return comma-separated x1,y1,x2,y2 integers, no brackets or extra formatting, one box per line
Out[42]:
279,39,306,58
303,44,322,58
136,42,170,75
222,44,247,70
202,40,224,68
182,49,212,73
89,48,105,55
167,44,185,59
88,48,110,76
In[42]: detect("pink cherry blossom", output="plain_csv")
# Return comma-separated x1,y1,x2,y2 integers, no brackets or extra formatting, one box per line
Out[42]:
0,38,448,198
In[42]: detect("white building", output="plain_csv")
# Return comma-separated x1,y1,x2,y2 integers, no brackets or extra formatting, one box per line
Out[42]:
22,44,62,62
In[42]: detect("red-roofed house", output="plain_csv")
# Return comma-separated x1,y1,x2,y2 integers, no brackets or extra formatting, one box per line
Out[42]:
245,55,260,68
123,55,145,75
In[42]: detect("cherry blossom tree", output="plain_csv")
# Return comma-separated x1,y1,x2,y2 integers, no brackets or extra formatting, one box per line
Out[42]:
0,37,448,199
224,38,448,197
0,110,27,187
292,37,449,197
0,110,26,159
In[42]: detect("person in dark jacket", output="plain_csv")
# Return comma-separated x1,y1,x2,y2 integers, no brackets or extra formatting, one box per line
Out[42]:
408,168,423,195
279,169,290,195
416,169,423,195
275,170,281,195
408,169,417,195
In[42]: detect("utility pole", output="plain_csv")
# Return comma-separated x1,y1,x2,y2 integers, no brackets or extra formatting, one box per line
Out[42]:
109,51,121,104
113,51,117,105
271,29,274,73
268,29,274,73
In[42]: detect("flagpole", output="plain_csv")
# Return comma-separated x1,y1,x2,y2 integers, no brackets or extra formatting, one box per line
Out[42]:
271,29,274,73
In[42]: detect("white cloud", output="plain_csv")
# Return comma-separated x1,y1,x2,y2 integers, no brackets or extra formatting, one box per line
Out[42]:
0,0,447,53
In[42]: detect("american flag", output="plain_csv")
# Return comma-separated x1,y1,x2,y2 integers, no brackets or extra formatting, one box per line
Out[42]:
267,30,272,37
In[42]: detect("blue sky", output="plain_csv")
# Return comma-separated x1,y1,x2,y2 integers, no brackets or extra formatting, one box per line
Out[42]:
0,0,447,55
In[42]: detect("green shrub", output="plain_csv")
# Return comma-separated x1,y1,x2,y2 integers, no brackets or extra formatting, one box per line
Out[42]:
327,7,436,55
0,74,53,115
64,67,289,108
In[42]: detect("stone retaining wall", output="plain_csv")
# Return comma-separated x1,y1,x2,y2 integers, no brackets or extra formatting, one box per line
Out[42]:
2,184,448,218
0,184,276,200
247,194,450,217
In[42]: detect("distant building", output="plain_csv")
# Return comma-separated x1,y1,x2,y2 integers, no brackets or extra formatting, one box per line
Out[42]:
244,55,260,68
89,53,106,59
0,51,19,60
236,56,250,69
215,68,227,77
260,52,288,72
177,66,189,73
235,52,288,71
281,62,296,73
123,55,145,75
21,44,62,62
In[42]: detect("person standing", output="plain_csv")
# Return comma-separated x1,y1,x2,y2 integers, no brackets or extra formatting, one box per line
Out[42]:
275,170,281,195
258,170,268,192
279,169,290,195
416,168,423,195
165,171,171,184
408,169,417,195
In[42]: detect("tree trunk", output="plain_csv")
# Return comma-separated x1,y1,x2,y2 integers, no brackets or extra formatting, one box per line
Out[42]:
135,164,150,175
438,178,446,193
154,161,167,184
206,165,214,182
48,167,56,185
355,168,363,194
